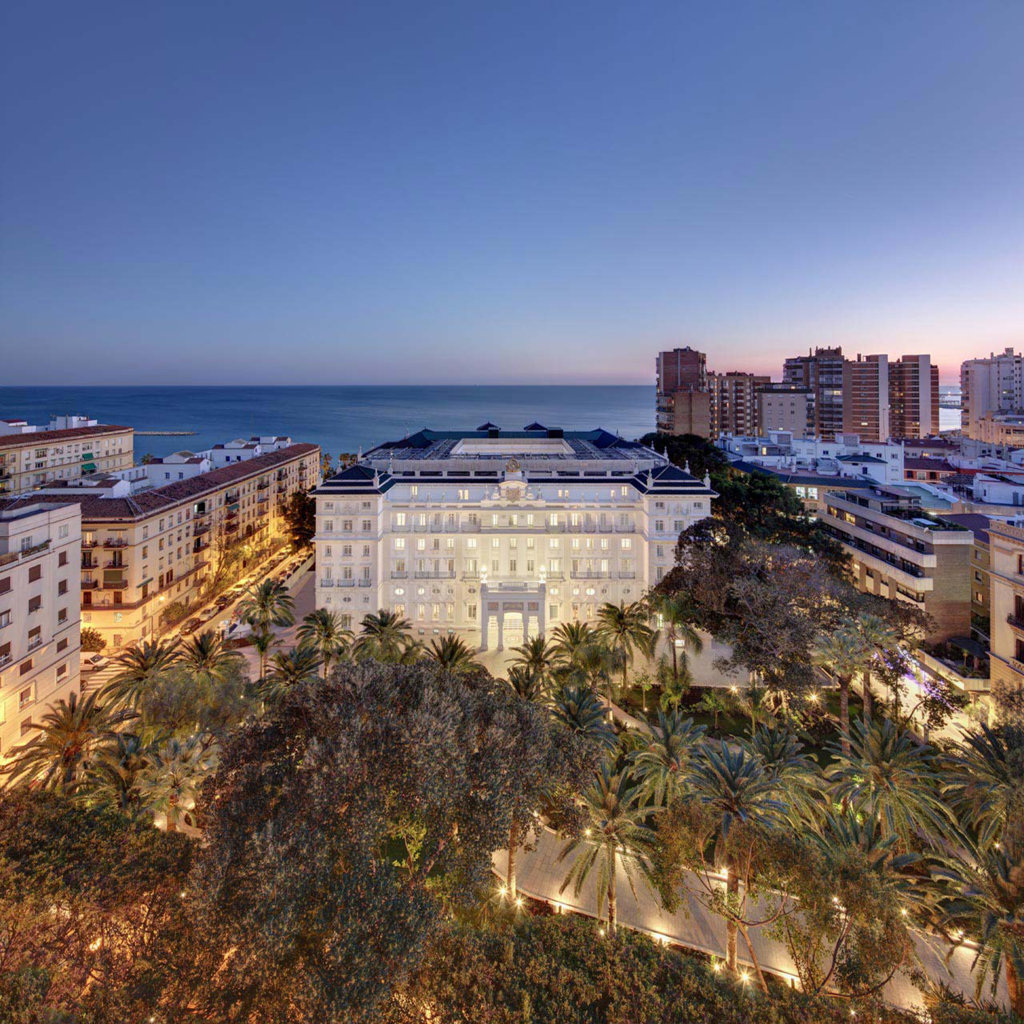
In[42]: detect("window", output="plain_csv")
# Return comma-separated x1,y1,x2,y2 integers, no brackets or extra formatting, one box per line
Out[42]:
409,485,418,497
56,663,67,679
325,519,334,532
20,659,33,675
394,538,406,550
621,538,632,550
395,512,406,526
58,579,68,596
0,577,9,596
58,523,69,539
361,520,372,531
458,489,469,500
19,687,32,710
58,551,68,567
0,611,9,629
655,520,665,532
28,596,41,614
342,520,352,531
57,608,68,623
28,565,41,583
57,638,68,652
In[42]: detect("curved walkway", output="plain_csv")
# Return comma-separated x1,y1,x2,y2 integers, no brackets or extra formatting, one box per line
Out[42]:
493,829,1004,1013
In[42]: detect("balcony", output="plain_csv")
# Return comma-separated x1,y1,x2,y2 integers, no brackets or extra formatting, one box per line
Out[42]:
81,579,99,590
103,581,128,590
193,522,210,536
104,559,128,569
225,521,239,532
103,538,128,549
570,571,608,580
357,579,373,588
0,653,11,669
81,558,97,570
390,571,408,579
1008,614,1024,632
81,540,98,549
257,480,270,490
414,571,456,579
27,637,42,652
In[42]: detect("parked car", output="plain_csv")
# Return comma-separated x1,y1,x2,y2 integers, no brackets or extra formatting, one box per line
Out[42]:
82,653,110,672
180,617,204,635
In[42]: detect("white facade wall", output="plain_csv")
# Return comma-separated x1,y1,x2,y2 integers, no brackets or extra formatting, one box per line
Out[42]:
314,434,713,649
0,502,82,758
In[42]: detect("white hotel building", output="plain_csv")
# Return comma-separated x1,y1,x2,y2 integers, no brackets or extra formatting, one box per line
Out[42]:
314,426,715,650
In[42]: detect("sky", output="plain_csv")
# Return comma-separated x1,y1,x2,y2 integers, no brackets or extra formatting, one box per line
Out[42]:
2,1,1023,385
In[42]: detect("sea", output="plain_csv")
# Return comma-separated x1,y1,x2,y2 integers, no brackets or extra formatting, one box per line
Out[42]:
0,384,961,460
0,386,656,460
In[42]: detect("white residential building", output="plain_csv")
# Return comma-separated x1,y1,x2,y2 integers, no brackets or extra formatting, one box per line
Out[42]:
314,426,715,650
0,501,82,759
961,349,1024,440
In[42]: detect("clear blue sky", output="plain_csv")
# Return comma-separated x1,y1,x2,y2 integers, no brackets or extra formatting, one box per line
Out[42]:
2,0,1022,385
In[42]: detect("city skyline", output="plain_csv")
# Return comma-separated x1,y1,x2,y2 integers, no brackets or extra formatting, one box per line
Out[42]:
3,1,1023,384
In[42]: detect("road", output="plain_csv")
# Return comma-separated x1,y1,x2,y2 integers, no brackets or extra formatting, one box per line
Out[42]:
81,551,316,690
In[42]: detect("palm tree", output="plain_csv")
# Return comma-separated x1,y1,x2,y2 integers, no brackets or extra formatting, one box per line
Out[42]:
424,633,480,675
136,734,218,832
101,638,181,708
237,579,295,634
816,616,873,754
87,731,149,815
631,709,706,807
261,646,323,703
296,608,353,678
934,830,1024,1015
749,722,823,826
944,724,1024,851
649,593,704,693
354,609,415,664
509,636,559,686
685,741,787,976
696,689,729,731
557,763,654,937
178,630,243,682
2,690,123,793
251,626,279,679
826,718,955,853
505,665,547,703
550,621,599,673
548,685,617,753
594,601,656,697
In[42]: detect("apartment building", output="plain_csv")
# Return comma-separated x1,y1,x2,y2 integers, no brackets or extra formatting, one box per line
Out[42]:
783,347,845,439
961,348,1024,440
0,417,133,495
314,426,715,650
974,412,1024,448
940,513,991,637
0,501,82,758
890,355,940,439
820,485,972,642
708,372,768,438
656,388,712,437
842,354,890,442
656,347,711,435
986,520,1024,711
28,443,320,649
756,384,812,438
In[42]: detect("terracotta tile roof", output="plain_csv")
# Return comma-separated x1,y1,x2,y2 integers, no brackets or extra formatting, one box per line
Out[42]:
0,424,132,447
12,443,319,522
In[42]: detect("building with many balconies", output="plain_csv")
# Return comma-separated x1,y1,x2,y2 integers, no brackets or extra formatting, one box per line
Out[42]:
22,443,320,650
0,501,82,758
820,485,973,641
314,425,715,650
0,415,133,495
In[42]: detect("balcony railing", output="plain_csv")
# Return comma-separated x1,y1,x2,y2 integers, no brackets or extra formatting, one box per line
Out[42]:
81,579,99,590
1008,614,1024,631
357,579,372,587
104,560,128,569
103,538,128,549
103,581,129,590
414,571,456,579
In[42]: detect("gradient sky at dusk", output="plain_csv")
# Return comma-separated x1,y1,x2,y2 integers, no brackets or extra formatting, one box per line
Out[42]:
2,0,1023,385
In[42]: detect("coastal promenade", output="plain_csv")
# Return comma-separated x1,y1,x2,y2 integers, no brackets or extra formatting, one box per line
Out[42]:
494,829,1004,1013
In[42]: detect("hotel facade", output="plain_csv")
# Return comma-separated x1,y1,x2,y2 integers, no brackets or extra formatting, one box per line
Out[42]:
314,426,715,650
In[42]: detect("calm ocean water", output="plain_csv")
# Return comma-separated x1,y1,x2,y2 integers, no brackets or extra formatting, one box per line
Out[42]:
0,386,656,460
